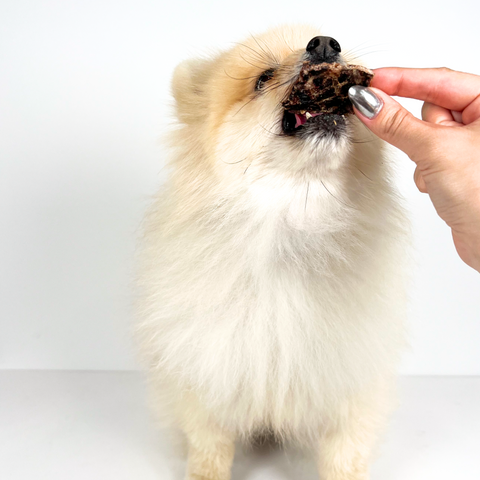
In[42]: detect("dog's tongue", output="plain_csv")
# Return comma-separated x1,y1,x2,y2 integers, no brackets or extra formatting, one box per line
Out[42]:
294,112,321,128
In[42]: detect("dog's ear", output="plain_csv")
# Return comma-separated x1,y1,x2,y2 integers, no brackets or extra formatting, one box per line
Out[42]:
171,58,212,125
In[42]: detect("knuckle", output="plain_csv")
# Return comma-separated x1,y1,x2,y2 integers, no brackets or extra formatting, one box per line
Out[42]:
414,168,427,193
436,66,454,74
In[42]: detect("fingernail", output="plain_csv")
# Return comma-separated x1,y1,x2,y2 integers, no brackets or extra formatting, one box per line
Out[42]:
348,86,383,119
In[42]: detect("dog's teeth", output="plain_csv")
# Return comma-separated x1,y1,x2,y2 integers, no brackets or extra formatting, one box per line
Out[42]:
305,112,312,120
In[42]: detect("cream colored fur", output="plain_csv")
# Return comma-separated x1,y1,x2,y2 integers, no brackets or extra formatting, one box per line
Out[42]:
135,25,409,480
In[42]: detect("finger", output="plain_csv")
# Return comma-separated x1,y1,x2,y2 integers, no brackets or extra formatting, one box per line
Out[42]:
421,102,458,126
371,67,480,121
349,86,436,161
414,166,428,193
451,110,463,123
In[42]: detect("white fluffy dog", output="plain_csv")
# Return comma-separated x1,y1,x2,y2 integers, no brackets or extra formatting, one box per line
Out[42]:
136,25,409,480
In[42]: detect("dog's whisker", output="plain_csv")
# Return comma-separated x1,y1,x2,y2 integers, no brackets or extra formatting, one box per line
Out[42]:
342,41,390,58
239,53,273,71
258,122,284,138
281,33,295,54
221,157,246,165
234,42,280,68
250,34,280,65
320,180,355,209
353,164,373,181
224,69,265,81
233,95,257,117
304,182,310,212
244,159,254,174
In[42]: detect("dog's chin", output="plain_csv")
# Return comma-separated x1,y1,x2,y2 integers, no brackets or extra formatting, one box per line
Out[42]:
280,110,352,171
266,120,352,180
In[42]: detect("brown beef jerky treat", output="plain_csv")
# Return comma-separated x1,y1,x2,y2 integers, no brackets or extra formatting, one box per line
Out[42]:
282,62,374,115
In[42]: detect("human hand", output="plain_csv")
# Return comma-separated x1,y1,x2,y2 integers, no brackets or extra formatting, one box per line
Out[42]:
349,67,480,272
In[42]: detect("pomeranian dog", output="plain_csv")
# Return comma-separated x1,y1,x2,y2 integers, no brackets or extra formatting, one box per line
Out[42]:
136,25,409,480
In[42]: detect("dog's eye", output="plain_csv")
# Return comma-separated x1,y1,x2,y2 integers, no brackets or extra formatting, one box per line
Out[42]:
255,69,275,91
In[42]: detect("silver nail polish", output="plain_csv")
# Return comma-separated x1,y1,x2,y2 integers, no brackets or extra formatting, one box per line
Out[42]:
348,86,383,119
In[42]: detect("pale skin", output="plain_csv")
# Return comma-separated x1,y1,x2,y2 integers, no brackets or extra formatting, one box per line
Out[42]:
353,67,480,273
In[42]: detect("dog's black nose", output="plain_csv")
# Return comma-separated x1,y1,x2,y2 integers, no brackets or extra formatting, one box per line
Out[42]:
306,36,341,64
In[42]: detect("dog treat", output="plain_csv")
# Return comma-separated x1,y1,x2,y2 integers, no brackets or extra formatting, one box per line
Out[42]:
282,62,374,115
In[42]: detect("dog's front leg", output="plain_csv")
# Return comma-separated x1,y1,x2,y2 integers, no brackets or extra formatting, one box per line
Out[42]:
316,382,394,480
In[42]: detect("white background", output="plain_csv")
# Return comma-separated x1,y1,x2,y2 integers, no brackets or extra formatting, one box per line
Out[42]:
1,0,479,374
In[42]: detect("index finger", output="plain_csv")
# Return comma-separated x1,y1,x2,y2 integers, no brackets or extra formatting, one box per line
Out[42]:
371,67,480,114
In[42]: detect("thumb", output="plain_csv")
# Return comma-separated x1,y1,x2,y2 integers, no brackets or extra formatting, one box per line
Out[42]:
348,86,433,161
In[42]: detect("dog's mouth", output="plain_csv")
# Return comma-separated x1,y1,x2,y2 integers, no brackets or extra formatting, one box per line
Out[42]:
282,109,346,136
